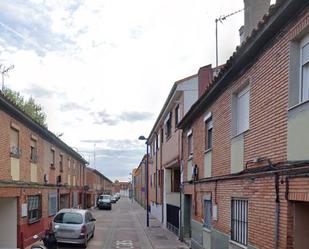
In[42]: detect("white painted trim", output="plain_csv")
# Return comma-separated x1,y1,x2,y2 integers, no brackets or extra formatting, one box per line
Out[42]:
187,129,192,137
203,112,212,122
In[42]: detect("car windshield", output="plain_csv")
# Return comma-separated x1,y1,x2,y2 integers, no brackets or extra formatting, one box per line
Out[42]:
102,195,110,200
54,212,83,224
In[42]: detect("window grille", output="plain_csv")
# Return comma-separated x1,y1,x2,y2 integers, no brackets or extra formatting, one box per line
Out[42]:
231,199,248,246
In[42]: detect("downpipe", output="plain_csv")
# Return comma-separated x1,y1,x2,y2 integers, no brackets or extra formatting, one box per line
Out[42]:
274,173,280,249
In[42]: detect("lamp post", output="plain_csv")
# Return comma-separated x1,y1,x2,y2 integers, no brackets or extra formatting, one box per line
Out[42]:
138,135,149,227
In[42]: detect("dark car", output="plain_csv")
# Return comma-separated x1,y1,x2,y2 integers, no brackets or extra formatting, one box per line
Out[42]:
97,195,112,210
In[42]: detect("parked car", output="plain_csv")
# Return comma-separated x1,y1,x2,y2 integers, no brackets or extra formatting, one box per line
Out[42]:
115,193,120,200
97,194,112,210
52,209,96,247
111,195,117,203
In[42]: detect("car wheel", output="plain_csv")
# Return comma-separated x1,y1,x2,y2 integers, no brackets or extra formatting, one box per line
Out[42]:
83,237,88,248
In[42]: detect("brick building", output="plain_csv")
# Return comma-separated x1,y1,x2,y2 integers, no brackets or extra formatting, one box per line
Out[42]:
133,155,146,208
0,91,88,248
86,168,113,208
146,73,200,231
113,180,131,197
178,0,309,249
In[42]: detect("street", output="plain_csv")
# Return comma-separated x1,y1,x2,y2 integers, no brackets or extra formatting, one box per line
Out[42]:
57,197,188,249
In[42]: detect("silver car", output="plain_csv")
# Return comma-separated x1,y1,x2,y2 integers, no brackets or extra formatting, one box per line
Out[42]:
52,209,96,247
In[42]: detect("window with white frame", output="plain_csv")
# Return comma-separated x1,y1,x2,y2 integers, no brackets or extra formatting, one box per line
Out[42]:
301,36,309,102
234,86,250,135
205,117,213,150
50,148,55,168
165,112,172,139
30,139,38,163
188,131,193,156
231,199,248,246
28,195,41,223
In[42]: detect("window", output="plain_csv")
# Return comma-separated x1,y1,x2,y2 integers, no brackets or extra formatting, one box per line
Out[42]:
54,212,83,224
49,193,57,216
231,199,248,246
160,128,164,144
10,128,21,157
30,139,38,163
28,195,41,223
60,154,63,172
204,199,212,229
205,117,213,150
150,174,153,187
175,105,180,126
234,86,250,135
50,148,55,168
165,112,172,139
301,39,309,102
171,168,180,192
156,133,159,150
188,133,193,156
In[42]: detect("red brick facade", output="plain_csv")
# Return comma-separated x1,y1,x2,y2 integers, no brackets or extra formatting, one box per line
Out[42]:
0,94,95,248
180,3,309,249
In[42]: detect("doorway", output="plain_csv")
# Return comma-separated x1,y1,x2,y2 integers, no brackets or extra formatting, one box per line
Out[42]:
294,201,309,249
0,198,17,248
184,194,192,239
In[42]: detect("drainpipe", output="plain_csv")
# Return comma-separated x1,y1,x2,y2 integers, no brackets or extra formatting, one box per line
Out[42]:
179,129,184,241
160,132,164,224
274,173,280,249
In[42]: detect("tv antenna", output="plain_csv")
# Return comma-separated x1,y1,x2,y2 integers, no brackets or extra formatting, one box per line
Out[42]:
0,64,14,91
215,9,244,68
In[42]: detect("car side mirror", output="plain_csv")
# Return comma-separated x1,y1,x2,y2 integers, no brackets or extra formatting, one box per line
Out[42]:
90,218,96,222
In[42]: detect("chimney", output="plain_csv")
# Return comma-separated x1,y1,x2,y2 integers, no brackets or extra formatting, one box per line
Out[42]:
240,0,271,43
198,65,213,97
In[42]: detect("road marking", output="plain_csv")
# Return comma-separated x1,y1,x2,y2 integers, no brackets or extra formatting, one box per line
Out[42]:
115,240,134,248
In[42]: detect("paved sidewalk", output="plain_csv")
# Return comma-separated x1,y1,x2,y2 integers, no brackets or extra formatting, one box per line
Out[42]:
132,200,189,249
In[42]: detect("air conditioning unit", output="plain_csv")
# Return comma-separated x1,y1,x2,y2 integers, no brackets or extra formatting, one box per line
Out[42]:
44,174,49,183
10,146,21,157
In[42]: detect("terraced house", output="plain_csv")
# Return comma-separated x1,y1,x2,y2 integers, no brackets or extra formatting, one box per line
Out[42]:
0,91,88,249
178,0,309,248
133,155,146,208
86,168,113,208
147,73,200,232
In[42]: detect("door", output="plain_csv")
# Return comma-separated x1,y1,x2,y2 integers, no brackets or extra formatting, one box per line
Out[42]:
0,198,17,248
184,195,192,238
85,212,95,238
294,202,309,249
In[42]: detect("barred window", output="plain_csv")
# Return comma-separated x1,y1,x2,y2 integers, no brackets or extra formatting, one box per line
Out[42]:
28,195,41,224
231,199,248,245
204,199,212,229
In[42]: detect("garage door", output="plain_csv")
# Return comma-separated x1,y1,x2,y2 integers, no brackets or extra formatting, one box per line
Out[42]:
0,198,17,248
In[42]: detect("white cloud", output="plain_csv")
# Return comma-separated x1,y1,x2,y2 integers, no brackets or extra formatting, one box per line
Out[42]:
0,0,245,181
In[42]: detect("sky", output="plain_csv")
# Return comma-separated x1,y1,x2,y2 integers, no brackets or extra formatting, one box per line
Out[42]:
0,0,262,181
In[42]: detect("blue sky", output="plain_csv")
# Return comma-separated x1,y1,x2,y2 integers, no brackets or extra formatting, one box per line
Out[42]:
0,0,249,181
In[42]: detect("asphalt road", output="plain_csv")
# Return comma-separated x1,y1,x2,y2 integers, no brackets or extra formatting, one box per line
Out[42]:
58,197,153,249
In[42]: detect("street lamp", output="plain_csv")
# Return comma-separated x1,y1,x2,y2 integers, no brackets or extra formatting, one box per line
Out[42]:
138,135,149,227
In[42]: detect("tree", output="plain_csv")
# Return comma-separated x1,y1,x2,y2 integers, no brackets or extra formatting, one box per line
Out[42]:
3,87,47,127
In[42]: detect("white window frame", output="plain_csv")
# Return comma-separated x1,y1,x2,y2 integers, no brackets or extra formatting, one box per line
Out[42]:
234,85,250,136
300,34,309,102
